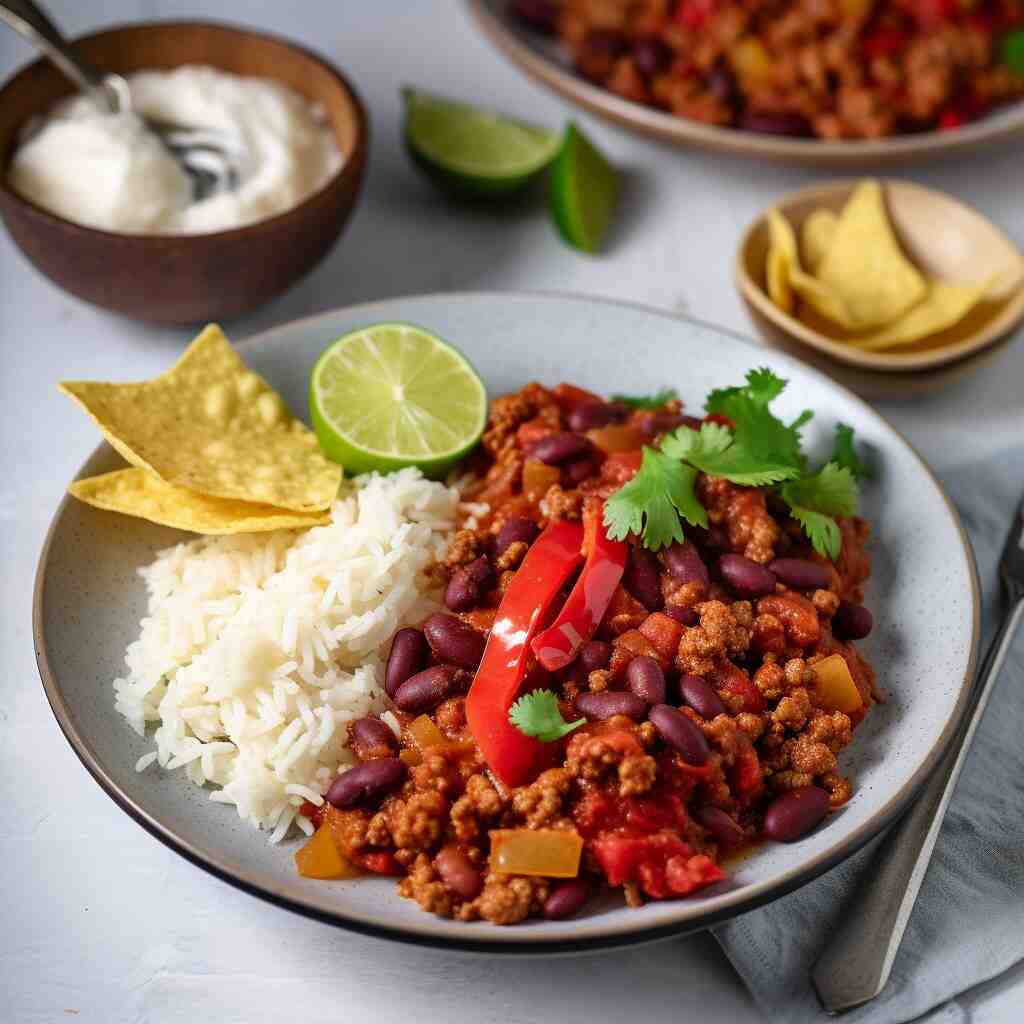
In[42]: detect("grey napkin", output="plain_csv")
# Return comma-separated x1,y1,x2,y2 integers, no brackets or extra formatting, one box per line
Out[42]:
713,454,1024,1024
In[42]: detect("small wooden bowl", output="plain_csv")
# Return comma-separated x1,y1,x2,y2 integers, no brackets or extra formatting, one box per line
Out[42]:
0,21,368,324
736,180,1024,381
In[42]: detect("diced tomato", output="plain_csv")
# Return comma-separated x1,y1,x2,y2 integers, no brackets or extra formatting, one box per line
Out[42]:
912,0,958,24
553,383,602,411
300,800,326,829
862,28,909,57
638,613,685,663
674,0,717,29
601,450,643,483
711,661,766,714
592,832,725,898
731,741,765,803
516,418,557,449
572,779,685,837
355,850,403,876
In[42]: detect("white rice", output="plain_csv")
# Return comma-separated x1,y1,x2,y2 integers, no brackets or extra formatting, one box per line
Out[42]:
114,468,462,842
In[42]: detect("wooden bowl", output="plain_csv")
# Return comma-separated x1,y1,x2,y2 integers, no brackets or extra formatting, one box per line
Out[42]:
736,180,1024,382
0,21,368,324
467,0,1024,166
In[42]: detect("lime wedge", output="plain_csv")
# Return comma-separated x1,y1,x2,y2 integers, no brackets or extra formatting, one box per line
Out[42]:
402,87,560,197
309,323,488,479
548,122,619,253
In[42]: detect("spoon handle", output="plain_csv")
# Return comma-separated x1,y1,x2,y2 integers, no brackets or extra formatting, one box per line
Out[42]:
0,0,119,110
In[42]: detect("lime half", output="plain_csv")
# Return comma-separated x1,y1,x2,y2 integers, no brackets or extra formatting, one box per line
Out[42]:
548,122,619,253
309,323,488,479
403,87,559,197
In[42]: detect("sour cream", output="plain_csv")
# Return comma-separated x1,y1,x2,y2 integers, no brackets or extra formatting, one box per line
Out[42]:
8,65,343,234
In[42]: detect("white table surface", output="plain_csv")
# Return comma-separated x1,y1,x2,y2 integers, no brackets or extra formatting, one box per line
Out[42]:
2,3,1022,1022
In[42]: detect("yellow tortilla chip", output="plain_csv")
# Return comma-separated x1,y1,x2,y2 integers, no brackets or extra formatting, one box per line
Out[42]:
59,325,341,512
816,181,927,329
69,469,331,534
845,280,993,351
766,209,797,313
801,209,838,274
791,269,857,330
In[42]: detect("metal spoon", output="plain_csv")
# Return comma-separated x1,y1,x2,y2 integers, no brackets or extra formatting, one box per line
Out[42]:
0,0,238,200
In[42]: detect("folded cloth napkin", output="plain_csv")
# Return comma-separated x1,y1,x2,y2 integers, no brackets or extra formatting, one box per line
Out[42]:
713,454,1024,1024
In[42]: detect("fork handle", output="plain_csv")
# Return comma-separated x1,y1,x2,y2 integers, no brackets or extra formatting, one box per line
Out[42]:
812,596,1024,1014
0,0,119,110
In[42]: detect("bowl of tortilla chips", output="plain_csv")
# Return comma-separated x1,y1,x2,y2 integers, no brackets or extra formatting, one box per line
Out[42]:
736,179,1024,381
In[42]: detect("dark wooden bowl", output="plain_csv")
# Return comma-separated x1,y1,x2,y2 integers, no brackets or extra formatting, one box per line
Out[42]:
0,21,368,324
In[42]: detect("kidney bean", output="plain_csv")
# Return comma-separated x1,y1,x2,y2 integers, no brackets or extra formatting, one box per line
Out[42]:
445,556,493,612
665,604,699,627
739,111,812,137
763,786,830,842
349,716,398,758
833,601,873,640
633,36,672,76
769,558,831,591
563,457,598,487
584,28,628,57
627,656,667,705
576,690,647,722
544,878,591,920
663,541,710,587
678,674,727,720
719,554,777,598
393,665,460,713
511,0,558,31
649,704,710,765
624,546,664,611
435,845,484,901
567,401,628,432
423,613,486,669
496,516,539,555
696,806,746,846
637,409,687,438
579,640,613,672
326,757,405,808
384,627,428,698
706,61,738,106
531,432,591,465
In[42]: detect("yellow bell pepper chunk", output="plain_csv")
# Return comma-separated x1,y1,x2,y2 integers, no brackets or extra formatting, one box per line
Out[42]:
294,823,360,880
812,653,863,713
490,828,584,878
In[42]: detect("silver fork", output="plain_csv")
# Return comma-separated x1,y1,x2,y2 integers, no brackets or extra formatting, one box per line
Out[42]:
0,0,238,200
812,488,1024,1013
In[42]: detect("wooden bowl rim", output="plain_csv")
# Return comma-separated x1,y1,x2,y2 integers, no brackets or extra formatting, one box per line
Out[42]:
0,19,368,243
466,0,1024,166
735,178,1024,373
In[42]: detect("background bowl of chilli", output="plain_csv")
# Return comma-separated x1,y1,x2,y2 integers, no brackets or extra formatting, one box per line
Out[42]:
736,180,1024,394
467,0,1024,165
34,292,978,952
0,21,367,324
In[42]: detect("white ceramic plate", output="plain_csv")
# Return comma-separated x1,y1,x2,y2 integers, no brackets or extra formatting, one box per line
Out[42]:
468,0,1024,166
35,292,979,953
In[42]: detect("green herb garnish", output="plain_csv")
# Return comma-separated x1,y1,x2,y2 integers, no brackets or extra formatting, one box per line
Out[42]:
603,368,869,561
509,689,585,742
830,423,873,481
610,387,679,409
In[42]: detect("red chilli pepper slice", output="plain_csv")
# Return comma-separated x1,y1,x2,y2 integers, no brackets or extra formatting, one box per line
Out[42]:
530,504,628,672
466,520,585,788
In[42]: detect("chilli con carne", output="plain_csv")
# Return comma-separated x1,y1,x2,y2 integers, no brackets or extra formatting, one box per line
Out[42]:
296,381,877,925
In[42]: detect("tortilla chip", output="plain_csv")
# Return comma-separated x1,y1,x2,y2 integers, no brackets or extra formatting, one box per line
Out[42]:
801,209,838,274
845,280,993,351
816,181,927,329
69,468,331,534
59,325,341,512
766,208,797,313
791,269,857,330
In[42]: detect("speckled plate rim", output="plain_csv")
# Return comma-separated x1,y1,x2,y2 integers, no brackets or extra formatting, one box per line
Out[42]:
34,291,980,954
466,0,1024,166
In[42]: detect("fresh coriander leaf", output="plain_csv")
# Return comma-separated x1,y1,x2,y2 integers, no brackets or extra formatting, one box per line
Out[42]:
509,690,584,742
603,446,705,549
661,423,800,486
779,463,858,560
785,504,842,561
831,423,873,481
704,369,810,472
609,387,679,410
781,462,858,517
